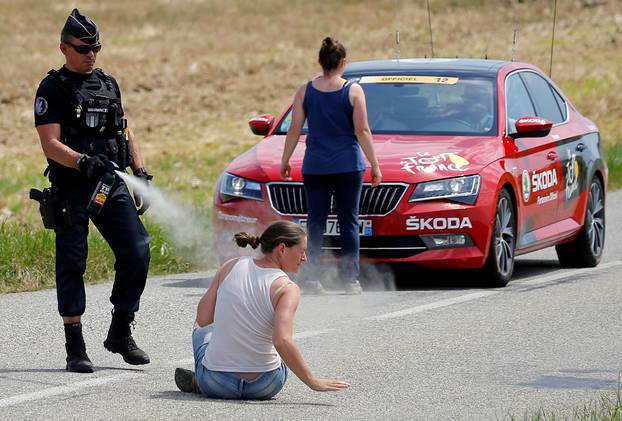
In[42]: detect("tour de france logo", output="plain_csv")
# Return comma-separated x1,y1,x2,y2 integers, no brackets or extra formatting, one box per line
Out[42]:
35,97,48,116
565,150,580,201
400,152,469,174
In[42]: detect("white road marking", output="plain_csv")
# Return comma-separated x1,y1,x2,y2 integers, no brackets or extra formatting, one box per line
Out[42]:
0,373,138,409
2,261,620,408
366,260,622,321
366,291,499,321
514,260,622,287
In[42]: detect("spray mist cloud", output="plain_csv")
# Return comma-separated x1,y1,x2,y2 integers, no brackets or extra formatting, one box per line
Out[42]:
116,171,212,266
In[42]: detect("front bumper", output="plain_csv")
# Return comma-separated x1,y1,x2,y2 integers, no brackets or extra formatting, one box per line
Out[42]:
213,183,496,269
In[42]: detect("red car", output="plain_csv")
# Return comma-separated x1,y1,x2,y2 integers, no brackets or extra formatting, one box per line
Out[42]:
213,59,607,286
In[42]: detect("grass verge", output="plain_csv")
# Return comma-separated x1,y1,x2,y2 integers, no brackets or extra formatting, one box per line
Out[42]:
605,140,622,189
508,388,622,421
0,219,197,294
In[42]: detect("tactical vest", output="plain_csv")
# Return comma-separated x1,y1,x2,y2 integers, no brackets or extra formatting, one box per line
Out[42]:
46,68,132,170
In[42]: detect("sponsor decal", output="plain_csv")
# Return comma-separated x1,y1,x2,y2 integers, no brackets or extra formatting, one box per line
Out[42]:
359,75,458,85
519,118,547,125
35,97,48,115
531,168,558,192
406,216,472,231
522,168,559,203
216,211,258,224
522,169,557,203
522,170,531,202
400,152,469,174
536,191,558,205
564,150,580,201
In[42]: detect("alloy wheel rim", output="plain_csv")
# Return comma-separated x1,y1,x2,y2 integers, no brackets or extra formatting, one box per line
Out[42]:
494,197,515,277
587,181,605,257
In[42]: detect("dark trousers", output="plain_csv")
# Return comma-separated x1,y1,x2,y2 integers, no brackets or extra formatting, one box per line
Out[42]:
302,171,363,283
54,179,151,317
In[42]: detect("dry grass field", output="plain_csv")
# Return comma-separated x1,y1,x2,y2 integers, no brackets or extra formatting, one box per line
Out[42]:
0,0,621,291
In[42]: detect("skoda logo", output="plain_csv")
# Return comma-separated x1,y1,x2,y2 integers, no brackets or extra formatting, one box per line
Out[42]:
522,170,531,202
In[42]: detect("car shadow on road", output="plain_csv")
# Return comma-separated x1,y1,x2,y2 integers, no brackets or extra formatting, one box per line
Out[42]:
150,390,335,406
374,258,562,291
515,371,622,390
158,259,564,292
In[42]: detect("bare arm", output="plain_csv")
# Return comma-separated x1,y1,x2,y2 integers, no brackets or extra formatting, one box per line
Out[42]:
272,285,350,392
36,123,81,169
126,127,146,172
195,258,238,327
350,84,382,187
280,84,307,180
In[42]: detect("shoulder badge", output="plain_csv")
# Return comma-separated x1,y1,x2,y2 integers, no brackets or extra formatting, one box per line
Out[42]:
35,97,48,115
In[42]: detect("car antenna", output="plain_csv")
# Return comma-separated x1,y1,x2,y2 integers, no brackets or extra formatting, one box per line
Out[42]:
426,0,435,58
549,0,558,77
393,0,401,62
511,20,518,62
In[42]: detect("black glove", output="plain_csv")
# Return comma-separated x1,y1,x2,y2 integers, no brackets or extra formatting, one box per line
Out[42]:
132,168,153,215
78,154,112,182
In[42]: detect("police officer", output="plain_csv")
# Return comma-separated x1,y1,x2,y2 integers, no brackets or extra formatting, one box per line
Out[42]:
34,9,152,373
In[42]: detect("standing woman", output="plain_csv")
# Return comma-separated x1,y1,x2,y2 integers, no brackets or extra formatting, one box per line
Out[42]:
280,37,382,295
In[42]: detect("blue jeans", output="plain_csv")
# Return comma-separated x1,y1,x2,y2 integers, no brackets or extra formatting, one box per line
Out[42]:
192,325,287,400
302,170,364,283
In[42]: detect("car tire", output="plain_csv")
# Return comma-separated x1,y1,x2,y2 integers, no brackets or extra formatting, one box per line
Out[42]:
555,176,605,268
482,188,516,287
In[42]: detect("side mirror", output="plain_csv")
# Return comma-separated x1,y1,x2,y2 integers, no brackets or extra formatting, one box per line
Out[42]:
510,116,553,138
248,114,275,136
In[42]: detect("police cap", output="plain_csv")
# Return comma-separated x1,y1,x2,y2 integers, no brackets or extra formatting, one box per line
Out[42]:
61,8,99,45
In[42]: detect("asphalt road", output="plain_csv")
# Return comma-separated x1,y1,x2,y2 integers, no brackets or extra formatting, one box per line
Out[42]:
1,191,621,420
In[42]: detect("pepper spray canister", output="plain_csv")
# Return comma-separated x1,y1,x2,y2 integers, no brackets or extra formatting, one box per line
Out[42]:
87,171,115,215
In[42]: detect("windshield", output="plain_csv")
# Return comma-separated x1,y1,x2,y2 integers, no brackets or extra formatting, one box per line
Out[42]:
275,75,497,136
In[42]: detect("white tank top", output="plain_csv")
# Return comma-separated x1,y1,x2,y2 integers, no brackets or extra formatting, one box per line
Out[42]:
203,256,287,372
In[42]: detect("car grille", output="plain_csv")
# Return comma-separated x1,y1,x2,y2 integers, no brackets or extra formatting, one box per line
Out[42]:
267,182,407,216
322,235,427,259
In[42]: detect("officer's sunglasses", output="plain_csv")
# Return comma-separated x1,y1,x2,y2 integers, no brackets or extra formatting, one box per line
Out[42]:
64,41,102,54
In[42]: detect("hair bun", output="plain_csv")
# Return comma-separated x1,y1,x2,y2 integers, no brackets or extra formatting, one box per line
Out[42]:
249,236,260,249
233,232,260,249
322,37,336,51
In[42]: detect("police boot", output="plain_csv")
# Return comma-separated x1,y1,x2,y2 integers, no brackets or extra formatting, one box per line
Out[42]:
103,310,150,365
64,322,94,373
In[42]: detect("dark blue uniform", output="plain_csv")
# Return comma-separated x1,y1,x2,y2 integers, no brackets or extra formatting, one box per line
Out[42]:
34,66,150,317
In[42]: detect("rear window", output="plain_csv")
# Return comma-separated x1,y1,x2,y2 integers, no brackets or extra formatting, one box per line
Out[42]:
275,75,497,136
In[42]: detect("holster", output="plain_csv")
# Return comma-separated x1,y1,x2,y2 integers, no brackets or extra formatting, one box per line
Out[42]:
29,187,72,231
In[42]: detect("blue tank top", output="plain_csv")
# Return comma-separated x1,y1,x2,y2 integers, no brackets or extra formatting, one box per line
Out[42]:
302,81,365,175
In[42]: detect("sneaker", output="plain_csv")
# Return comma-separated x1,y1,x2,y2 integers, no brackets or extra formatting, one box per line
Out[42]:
344,280,363,295
301,280,326,295
175,368,201,394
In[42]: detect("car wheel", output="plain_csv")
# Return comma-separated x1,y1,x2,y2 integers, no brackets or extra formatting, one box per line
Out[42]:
555,176,605,267
482,188,516,287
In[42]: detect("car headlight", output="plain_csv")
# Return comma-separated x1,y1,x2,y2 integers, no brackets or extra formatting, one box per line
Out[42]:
409,175,480,205
219,173,263,202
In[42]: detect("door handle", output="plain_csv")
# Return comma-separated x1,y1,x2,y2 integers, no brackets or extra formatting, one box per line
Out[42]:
576,143,586,152
547,151,558,161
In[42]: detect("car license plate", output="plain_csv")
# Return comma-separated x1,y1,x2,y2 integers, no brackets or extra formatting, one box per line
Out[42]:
296,219,372,236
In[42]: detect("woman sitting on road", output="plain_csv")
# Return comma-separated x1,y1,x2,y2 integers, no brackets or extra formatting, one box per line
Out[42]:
175,220,350,399
280,37,382,295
